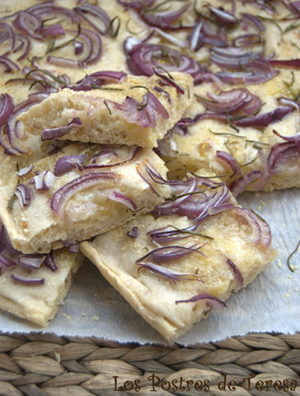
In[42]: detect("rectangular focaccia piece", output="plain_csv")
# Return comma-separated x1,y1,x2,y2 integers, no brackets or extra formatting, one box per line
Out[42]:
0,231,82,327
18,73,194,148
81,176,277,342
0,144,171,254
160,71,300,194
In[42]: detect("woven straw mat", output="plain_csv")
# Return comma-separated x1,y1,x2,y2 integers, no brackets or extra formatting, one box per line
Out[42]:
0,332,299,396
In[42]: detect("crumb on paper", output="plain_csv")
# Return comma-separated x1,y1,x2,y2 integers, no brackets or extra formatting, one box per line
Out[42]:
62,313,71,320
296,288,299,292
80,312,86,317
92,315,99,321
285,293,290,298
277,259,282,269
287,275,292,279
257,200,265,211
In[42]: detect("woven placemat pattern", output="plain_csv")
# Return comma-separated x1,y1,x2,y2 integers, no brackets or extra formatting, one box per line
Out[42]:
0,332,299,396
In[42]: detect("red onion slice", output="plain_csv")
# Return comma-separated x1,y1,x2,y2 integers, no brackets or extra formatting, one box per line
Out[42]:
111,92,169,128
127,43,205,85
137,244,205,264
34,170,55,191
41,117,82,141
216,69,278,85
137,262,203,285
13,11,43,40
139,2,192,30
230,207,272,248
74,3,110,35
269,59,300,69
108,191,137,211
232,34,262,48
14,35,30,61
127,226,138,238
44,251,58,271
216,150,242,177
0,94,14,129
67,70,127,91
83,146,141,171
155,177,198,214
268,142,299,174
210,7,238,28
0,254,16,268
198,88,262,116
189,20,204,51
0,22,16,51
42,23,65,37
234,106,295,128
0,56,20,73
54,155,88,176
148,225,197,244
18,254,46,270
226,258,243,288
15,184,31,208
273,128,300,151
11,273,45,285
230,171,261,198
74,40,84,55
28,3,79,24
51,172,119,216
176,293,226,308
153,68,185,94
242,13,265,31
117,0,155,10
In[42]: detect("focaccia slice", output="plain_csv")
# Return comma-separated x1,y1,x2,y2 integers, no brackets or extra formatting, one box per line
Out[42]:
81,176,277,341
18,73,194,148
0,144,171,254
0,229,82,327
159,72,300,195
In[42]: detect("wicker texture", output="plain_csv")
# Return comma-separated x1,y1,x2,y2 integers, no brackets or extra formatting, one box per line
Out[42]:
0,333,299,396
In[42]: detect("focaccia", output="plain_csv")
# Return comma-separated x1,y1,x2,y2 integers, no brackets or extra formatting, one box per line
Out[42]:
19,73,194,148
158,73,300,195
81,176,277,341
0,225,82,327
0,144,171,254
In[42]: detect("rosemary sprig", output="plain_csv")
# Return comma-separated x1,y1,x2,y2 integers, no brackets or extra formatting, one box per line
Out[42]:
209,129,246,139
246,139,269,147
283,20,300,35
23,68,67,86
47,23,81,54
7,193,16,210
104,100,112,115
240,156,258,167
130,85,150,111
155,65,174,80
257,15,283,34
167,225,214,240
291,41,300,52
284,71,298,100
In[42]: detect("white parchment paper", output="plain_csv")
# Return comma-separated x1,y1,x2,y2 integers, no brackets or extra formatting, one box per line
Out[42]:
1,189,299,345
